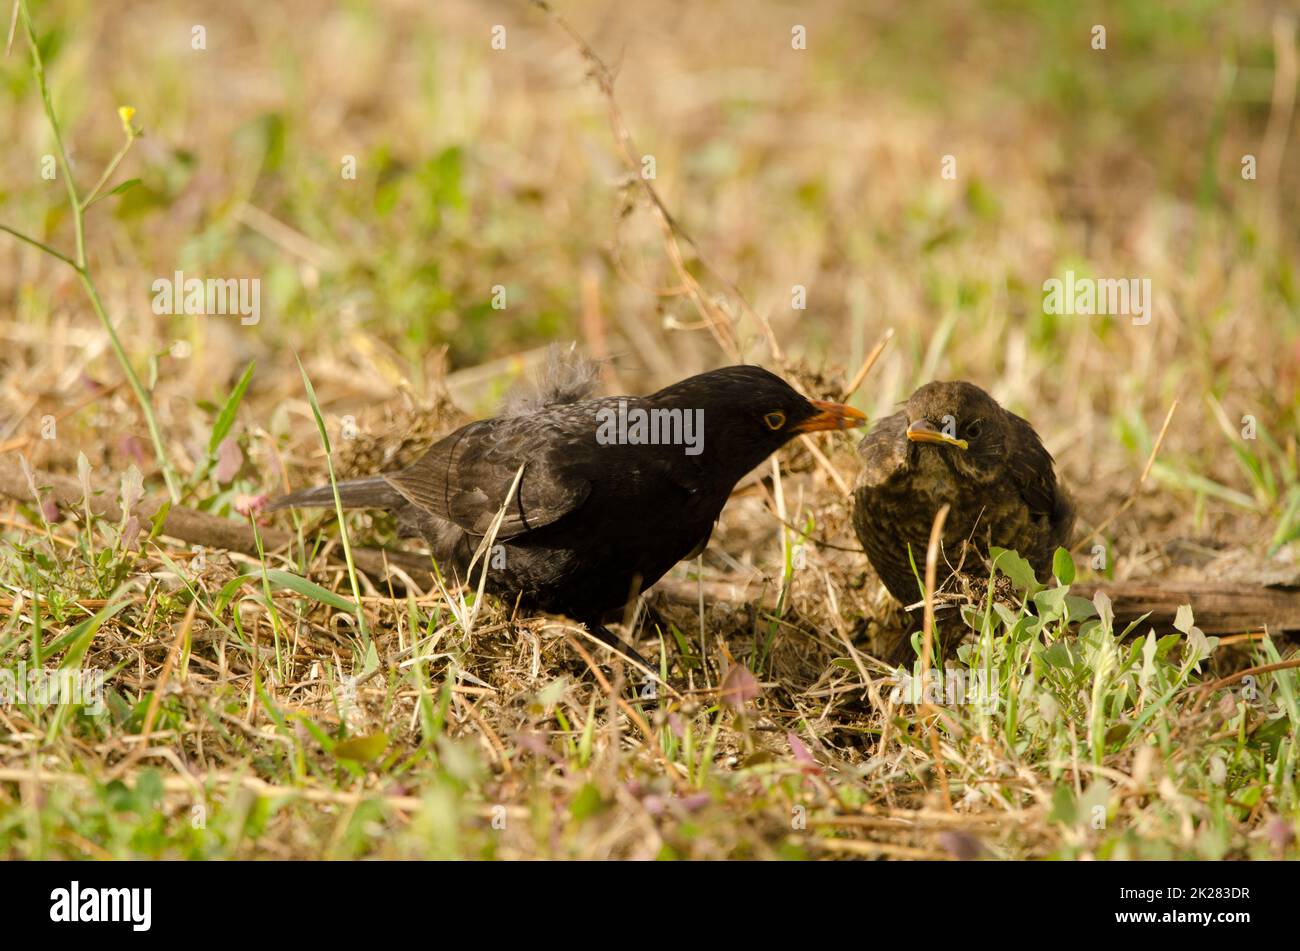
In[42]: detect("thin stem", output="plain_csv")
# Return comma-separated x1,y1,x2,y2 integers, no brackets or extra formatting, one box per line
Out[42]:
82,135,135,209
20,1,83,268
77,271,181,501
0,223,77,269
14,0,180,502
295,355,369,643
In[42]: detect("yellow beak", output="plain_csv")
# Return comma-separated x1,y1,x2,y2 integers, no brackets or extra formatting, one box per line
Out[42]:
906,419,968,450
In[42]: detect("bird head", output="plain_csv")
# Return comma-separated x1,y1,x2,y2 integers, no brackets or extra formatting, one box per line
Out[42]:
902,380,1010,485
652,365,866,476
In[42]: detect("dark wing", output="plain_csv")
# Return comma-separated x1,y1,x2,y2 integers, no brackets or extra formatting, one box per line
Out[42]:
385,412,591,539
1005,411,1075,540
854,411,909,490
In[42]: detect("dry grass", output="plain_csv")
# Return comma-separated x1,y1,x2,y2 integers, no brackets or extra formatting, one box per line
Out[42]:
0,0,1298,859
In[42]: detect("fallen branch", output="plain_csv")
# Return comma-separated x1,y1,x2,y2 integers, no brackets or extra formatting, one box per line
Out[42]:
0,456,436,586
1070,582,1300,637
654,576,1300,639
9,456,1297,641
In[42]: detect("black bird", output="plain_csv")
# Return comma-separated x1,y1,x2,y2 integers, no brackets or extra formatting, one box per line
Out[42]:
270,363,866,669
852,381,1075,661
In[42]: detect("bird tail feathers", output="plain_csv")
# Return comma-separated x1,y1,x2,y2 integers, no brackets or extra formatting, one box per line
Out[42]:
266,476,402,512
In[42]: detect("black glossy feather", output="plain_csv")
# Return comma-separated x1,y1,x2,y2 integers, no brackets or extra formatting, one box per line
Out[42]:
268,363,865,669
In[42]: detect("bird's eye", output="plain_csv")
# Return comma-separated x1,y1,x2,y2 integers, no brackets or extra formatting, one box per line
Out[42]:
965,420,983,439
764,411,786,430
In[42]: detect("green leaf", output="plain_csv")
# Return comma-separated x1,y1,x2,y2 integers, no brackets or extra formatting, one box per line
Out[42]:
1078,781,1112,828
148,500,172,542
1048,784,1076,824
42,598,131,662
1033,585,1069,622
293,714,335,751
1093,590,1114,633
1104,723,1131,747
207,360,255,456
534,676,569,713
222,570,357,613
360,639,380,677
1052,547,1075,586
989,546,1043,595
1042,641,1075,670
436,736,484,784
107,177,141,197
1156,632,1182,657
1151,463,1259,510
214,574,253,615
1063,595,1097,622
1139,631,1158,693
959,603,993,631
135,768,164,807
335,731,388,763
1173,604,1195,634
264,569,357,612
570,782,608,820
295,355,331,452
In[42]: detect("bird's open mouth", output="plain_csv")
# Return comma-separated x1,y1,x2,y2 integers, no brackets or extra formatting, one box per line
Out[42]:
906,419,968,450
795,400,868,433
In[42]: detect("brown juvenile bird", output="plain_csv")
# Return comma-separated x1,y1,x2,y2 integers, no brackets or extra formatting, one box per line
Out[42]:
852,381,1075,661
270,362,866,670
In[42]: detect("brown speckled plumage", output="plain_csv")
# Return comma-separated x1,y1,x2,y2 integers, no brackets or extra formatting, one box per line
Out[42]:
852,381,1075,660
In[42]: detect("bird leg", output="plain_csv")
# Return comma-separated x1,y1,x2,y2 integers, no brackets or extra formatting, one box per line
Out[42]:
632,596,673,645
585,623,655,677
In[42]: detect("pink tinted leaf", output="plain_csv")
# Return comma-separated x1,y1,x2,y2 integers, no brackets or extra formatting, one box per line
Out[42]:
234,493,269,517
787,731,818,769
678,792,711,813
121,515,141,551
118,434,148,467
720,660,760,712
215,436,244,484
939,830,985,861
1266,816,1295,852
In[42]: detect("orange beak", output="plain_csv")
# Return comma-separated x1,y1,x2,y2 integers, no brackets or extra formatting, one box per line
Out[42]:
794,399,868,433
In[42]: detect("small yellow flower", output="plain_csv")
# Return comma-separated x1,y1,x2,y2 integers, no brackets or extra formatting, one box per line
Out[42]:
118,105,136,136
